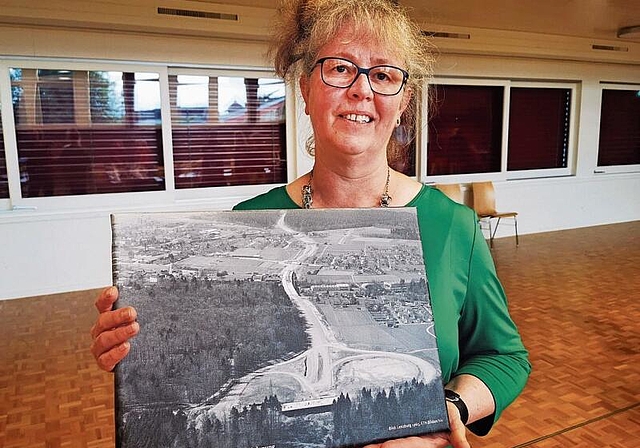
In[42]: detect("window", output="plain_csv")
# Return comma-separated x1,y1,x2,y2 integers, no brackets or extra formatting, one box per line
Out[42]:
427,84,503,176
11,67,165,197
2,62,288,207
508,87,571,171
598,86,640,169
426,80,576,180
169,71,287,188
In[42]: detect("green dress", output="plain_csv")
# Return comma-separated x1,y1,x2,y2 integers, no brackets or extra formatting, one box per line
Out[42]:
234,184,531,435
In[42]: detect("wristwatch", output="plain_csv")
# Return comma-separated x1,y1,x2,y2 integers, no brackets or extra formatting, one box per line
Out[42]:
444,389,469,425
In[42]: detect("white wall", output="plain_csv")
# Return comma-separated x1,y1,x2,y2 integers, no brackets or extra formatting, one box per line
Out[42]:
2,172,638,300
488,175,640,235
0,24,639,300
0,213,112,299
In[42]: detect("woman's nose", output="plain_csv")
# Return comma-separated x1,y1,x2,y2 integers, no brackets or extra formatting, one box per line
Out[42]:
347,73,374,99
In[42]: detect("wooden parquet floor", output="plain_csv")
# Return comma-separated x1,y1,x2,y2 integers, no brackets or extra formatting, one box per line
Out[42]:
467,221,640,447
1,221,638,447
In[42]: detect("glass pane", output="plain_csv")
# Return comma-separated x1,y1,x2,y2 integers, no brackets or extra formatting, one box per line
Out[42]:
508,87,571,171
177,75,209,111
90,71,125,123
0,101,8,198
170,74,286,188
37,69,75,124
11,68,165,197
134,73,161,124
598,89,640,166
427,85,503,175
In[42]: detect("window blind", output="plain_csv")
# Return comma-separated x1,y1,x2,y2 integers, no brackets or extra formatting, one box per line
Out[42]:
427,84,503,175
508,87,571,171
598,89,640,166
169,74,286,188
0,110,7,198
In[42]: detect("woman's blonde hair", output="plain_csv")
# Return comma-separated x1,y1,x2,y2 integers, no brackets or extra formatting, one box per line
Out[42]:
270,0,435,162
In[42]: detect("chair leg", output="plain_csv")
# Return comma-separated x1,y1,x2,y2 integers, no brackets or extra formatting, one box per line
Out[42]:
514,216,519,246
488,219,494,248
491,217,502,248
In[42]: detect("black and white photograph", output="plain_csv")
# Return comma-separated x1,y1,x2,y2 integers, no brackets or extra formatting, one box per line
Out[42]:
111,208,449,448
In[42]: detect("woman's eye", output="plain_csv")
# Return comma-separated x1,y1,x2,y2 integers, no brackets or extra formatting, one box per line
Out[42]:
375,72,390,81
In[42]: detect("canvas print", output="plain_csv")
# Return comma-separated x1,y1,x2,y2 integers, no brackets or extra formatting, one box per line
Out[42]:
111,208,449,448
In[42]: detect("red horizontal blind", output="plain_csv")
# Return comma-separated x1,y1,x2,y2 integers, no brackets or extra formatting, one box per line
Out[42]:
11,68,165,197
427,84,503,175
0,113,8,198
171,123,286,188
507,87,571,171
15,127,164,196
169,74,287,188
598,89,640,166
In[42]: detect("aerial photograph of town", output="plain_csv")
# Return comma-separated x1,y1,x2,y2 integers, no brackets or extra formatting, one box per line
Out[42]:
111,208,448,448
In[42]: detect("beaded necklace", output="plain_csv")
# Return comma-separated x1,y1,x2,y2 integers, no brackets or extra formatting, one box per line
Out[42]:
301,166,391,208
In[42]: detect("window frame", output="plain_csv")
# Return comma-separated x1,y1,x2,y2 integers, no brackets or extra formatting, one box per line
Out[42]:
594,82,640,175
506,81,579,180
0,61,19,211
422,77,579,184
0,89,9,207
0,59,289,213
1,59,171,212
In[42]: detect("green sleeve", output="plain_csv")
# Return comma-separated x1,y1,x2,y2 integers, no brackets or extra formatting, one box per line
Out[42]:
455,212,531,435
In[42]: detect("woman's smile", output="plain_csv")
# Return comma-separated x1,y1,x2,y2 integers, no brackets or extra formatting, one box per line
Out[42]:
341,113,373,124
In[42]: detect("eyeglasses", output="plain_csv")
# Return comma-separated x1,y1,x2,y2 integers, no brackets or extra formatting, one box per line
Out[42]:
314,57,409,96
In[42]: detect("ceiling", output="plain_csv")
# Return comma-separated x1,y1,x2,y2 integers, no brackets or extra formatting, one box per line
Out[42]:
210,0,640,42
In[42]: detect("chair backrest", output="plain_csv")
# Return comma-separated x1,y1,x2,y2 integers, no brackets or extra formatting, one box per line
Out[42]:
435,183,463,204
472,181,498,216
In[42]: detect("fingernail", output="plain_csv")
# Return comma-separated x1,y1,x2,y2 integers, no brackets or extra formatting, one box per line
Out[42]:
123,307,137,321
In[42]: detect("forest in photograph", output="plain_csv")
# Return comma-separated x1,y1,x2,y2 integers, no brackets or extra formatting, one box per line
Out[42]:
116,276,310,405
119,378,446,448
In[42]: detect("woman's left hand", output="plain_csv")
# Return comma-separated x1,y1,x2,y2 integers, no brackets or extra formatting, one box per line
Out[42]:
363,402,470,448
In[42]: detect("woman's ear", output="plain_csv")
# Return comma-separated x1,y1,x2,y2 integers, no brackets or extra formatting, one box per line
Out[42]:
400,87,413,114
299,74,310,116
395,87,413,125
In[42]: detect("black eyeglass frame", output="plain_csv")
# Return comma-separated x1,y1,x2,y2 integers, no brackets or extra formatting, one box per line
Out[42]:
314,57,409,96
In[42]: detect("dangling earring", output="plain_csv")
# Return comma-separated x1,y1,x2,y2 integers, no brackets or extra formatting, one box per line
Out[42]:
396,117,401,127
305,135,315,156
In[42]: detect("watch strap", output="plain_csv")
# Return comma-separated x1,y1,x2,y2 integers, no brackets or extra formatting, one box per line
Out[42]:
444,389,469,425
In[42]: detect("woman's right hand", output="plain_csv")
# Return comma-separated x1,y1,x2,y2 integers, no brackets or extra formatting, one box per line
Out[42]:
90,286,139,372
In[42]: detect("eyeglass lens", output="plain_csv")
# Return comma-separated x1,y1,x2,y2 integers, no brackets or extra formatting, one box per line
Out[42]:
319,58,407,95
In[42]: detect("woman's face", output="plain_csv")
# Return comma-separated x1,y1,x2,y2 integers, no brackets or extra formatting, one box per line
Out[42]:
300,26,411,164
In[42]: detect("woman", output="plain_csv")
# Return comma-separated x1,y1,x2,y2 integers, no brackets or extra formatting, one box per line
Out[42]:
91,1,530,446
